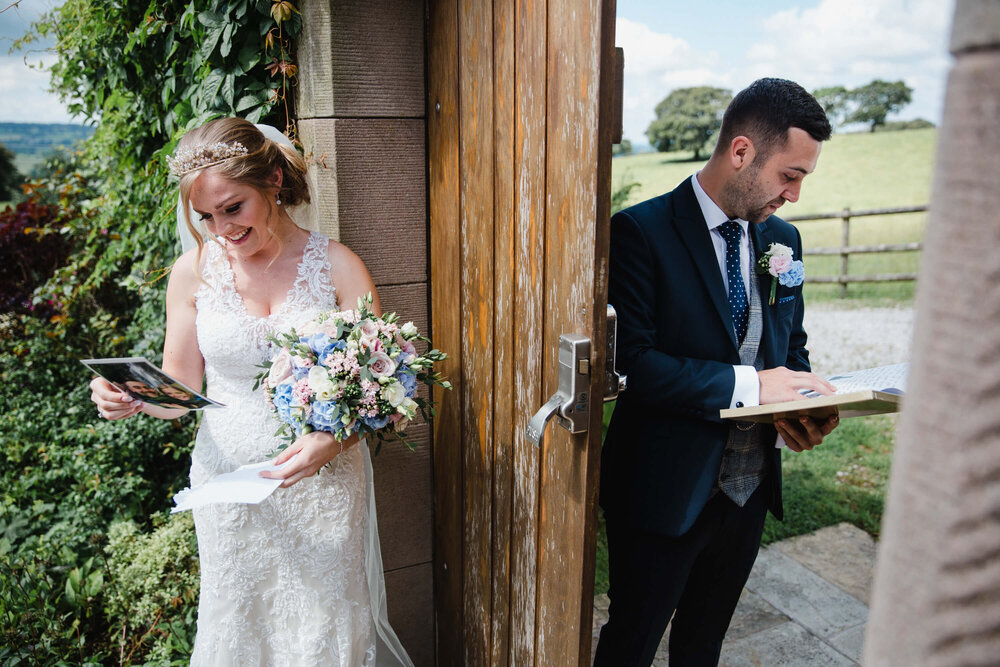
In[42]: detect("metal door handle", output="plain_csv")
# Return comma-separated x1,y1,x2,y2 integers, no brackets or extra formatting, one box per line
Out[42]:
526,334,591,447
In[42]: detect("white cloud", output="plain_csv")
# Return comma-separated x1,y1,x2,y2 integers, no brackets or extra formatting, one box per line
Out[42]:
616,17,730,146
616,0,954,145
744,0,952,121
0,53,75,123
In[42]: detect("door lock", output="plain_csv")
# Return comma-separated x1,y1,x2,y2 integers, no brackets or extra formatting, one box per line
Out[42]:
526,334,591,447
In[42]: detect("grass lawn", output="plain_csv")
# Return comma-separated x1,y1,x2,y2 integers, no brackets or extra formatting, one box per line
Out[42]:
594,129,928,595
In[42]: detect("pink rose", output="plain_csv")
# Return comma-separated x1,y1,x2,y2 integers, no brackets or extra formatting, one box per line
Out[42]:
358,319,379,339
768,254,792,277
267,349,293,386
319,319,340,336
368,351,397,378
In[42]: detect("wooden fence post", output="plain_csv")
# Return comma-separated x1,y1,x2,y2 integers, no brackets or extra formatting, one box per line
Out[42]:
840,206,851,298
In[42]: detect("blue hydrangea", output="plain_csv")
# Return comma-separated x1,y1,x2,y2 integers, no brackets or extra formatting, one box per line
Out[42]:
304,333,341,360
779,260,805,287
396,366,418,396
309,400,339,430
273,383,294,422
362,413,391,430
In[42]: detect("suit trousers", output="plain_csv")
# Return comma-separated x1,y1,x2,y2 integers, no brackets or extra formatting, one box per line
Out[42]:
593,482,770,667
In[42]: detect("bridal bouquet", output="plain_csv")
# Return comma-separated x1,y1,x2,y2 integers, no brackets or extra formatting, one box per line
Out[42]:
253,295,450,452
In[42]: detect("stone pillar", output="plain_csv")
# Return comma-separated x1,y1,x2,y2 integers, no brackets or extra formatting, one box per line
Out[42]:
864,1,1000,665
296,2,432,665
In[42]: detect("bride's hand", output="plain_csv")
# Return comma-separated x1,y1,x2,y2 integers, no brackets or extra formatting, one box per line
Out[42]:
90,377,143,421
261,431,361,488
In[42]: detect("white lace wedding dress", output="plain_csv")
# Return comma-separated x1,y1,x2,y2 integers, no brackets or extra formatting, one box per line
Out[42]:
188,232,411,666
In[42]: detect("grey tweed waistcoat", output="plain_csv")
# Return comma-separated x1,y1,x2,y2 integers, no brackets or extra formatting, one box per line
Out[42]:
717,244,767,507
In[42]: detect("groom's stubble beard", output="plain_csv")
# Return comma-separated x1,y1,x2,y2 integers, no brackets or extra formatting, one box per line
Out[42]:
724,158,785,224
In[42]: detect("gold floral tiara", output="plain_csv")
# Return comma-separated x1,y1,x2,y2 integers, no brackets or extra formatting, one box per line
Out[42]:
167,141,249,176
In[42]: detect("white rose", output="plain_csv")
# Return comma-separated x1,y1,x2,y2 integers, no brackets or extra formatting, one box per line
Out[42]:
401,321,418,337
398,397,418,419
767,242,794,258
307,365,336,400
382,381,407,407
298,319,322,336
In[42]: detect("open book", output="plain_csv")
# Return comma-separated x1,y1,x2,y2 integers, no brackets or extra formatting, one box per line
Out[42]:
81,357,224,410
720,362,906,424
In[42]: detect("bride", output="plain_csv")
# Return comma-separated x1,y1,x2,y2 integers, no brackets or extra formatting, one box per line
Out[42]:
89,117,412,666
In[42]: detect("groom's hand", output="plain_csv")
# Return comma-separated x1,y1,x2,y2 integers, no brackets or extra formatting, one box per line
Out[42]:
776,413,840,452
758,366,835,404
759,366,839,452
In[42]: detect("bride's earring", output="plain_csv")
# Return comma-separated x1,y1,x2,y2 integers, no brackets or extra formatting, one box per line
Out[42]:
276,195,282,206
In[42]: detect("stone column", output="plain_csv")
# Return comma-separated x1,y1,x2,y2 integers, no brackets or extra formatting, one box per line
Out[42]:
296,2,433,665
865,1,1000,665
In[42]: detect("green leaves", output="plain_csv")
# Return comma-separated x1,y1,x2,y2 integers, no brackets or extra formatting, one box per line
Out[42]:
3,1,303,662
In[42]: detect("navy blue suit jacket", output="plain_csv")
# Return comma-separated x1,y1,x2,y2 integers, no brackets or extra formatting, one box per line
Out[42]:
601,177,811,537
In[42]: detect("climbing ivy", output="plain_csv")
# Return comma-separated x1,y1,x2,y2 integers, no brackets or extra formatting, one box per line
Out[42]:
23,0,302,331
1,2,302,662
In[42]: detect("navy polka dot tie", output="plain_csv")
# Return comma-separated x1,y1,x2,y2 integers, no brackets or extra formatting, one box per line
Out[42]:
719,220,748,343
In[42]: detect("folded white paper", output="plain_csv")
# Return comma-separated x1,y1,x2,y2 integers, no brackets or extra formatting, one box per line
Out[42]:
171,456,296,513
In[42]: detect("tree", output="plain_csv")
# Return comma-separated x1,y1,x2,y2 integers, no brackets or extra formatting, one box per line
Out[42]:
812,85,850,128
646,86,731,160
847,79,913,132
0,143,22,202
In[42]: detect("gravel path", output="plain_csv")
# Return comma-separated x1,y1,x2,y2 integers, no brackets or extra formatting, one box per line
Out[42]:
802,302,914,376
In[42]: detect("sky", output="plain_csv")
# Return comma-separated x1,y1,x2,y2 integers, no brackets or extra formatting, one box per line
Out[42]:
1,0,957,140
0,1,64,123
616,0,955,146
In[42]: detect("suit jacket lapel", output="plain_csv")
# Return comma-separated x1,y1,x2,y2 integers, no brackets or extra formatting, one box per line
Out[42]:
670,179,739,349
751,220,777,366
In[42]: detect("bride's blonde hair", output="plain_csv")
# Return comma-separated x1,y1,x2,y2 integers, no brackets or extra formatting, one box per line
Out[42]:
172,118,310,275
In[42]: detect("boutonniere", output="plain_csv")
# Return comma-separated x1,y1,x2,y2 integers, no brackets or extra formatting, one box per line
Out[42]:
756,242,804,305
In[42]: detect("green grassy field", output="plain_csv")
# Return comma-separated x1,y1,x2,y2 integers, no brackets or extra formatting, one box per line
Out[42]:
613,128,937,304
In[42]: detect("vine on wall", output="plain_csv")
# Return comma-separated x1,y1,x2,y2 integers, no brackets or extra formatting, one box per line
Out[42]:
1,2,303,663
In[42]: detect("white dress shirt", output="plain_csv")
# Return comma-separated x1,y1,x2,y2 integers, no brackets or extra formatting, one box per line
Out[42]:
690,173,761,410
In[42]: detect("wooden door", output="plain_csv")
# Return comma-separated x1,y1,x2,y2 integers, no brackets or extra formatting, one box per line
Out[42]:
428,0,618,664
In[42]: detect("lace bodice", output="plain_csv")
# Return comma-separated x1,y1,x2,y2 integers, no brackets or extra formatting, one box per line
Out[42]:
193,232,338,475
187,232,379,666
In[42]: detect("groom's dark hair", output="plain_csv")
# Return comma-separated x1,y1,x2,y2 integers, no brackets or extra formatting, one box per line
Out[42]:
715,77,832,163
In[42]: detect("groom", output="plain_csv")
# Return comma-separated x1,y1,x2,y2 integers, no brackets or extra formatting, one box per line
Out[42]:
594,78,840,666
